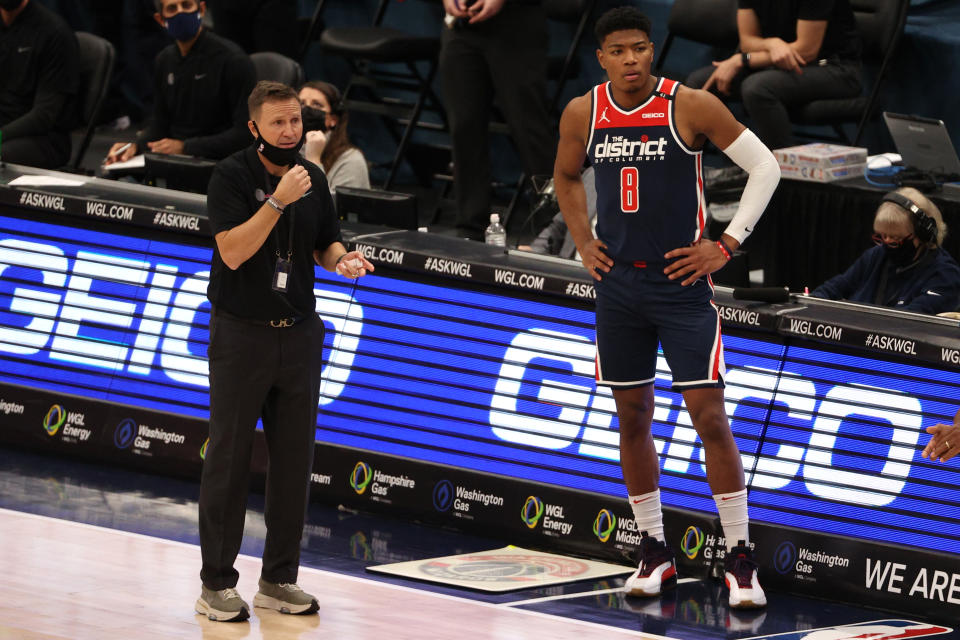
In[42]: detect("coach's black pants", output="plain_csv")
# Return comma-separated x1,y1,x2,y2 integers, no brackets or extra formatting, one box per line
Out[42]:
199,311,325,590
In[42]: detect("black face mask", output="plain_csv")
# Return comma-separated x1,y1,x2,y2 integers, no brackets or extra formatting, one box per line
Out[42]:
301,106,327,134
0,0,24,10
252,122,304,167
883,241,918,267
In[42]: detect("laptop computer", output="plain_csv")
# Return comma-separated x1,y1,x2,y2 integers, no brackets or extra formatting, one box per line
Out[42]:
883,112,960,176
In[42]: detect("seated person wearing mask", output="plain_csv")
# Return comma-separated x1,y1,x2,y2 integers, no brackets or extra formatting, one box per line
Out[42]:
297,81,369,194
104,0,255,166
812,188,960,315
0,0,79,169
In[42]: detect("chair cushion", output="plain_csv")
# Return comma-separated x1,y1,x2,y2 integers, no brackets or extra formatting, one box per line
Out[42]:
320,27,439,61
792,96,867,125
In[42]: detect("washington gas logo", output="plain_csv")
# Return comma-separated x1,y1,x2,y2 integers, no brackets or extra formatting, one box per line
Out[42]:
350,462,372,495
433,479,454,512
593,509,616,543
521,496,544,529
775,541,797,575
199,437,209,460
114,418,136,449
681,526,706,560
43,404,66,436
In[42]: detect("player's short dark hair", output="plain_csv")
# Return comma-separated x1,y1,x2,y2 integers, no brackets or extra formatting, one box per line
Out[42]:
248,81,299,119
594,6,653,45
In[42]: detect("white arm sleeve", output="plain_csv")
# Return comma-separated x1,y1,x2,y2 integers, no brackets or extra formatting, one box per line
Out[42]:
720,128,780,244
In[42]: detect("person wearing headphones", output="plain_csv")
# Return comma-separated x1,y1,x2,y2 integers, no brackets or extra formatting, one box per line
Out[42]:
812,187,960,315
297,81,370,195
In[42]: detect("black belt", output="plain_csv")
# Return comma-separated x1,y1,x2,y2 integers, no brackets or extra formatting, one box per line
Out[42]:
215,308,305,328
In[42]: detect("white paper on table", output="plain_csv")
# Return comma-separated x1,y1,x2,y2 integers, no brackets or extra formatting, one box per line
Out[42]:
8,175,87,187
101,154,146,171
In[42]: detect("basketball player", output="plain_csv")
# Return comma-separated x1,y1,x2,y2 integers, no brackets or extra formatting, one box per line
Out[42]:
554,7,780,609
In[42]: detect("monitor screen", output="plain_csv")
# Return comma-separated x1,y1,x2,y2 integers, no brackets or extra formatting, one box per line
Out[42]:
335,187,419,230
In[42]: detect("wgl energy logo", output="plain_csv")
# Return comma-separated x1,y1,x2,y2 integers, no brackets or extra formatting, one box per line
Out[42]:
521,496,544,529
43,404,66,436
42,403,90,441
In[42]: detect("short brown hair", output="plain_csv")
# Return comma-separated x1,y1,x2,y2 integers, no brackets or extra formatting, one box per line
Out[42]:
248,81,299,120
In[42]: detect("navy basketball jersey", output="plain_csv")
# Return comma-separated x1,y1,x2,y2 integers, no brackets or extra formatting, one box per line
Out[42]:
586,77,705,264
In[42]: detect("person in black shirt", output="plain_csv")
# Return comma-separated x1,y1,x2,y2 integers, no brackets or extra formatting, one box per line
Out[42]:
196,80,374,622
104,0,254,166
686,0,862,150
0,0,79,168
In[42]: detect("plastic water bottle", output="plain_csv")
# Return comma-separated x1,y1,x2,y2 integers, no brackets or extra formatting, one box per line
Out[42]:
484,213,506,247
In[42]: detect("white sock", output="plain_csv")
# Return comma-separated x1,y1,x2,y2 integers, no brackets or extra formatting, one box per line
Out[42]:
714,489,749,551
628,489,664,542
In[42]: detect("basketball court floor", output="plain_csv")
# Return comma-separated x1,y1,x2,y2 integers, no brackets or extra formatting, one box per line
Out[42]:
0,446,954,640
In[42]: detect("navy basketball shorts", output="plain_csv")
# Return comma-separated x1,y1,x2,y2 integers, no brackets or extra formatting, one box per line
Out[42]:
594,264,725,390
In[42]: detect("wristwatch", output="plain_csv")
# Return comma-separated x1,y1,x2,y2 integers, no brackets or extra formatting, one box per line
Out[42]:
741,51,751,68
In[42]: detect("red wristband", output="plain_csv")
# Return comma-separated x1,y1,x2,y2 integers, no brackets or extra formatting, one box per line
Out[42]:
716,240,732,261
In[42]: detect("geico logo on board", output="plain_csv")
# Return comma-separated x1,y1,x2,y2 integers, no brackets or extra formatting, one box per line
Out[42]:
488,328,927,509
0,238,361,406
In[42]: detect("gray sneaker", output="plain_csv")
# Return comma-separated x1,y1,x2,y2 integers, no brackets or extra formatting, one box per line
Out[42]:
195,585,250,622
252,578,319,615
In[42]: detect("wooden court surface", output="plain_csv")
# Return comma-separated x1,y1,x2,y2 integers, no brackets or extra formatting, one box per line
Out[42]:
0,508,663,640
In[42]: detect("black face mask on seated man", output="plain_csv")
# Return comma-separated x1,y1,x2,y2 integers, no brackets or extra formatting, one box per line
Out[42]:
252,122,304,167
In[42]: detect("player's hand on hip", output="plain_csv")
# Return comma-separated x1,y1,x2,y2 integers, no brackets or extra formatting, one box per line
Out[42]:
663,240,726,286
274,165,312,206
581,239,613,281
922,422,959,463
